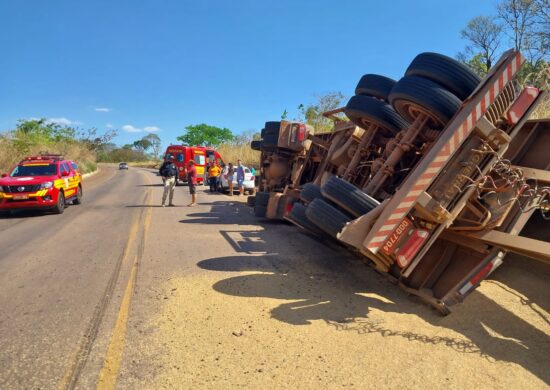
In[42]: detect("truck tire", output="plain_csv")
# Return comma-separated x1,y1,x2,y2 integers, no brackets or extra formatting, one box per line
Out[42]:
254,204,267,218
305,198,351,238
255,191,270,207
405,52,481,101
287,203,325,236
345,95,409,137
251,140,262,151
300,183,323,203
262,121,281,137
389,75,462,128
321,176,379,217
355,74,397,102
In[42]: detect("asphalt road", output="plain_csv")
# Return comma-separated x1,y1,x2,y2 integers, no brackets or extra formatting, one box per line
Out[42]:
0,164,548,389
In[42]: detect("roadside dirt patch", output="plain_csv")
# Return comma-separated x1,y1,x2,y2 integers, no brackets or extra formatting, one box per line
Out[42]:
142,230,549,389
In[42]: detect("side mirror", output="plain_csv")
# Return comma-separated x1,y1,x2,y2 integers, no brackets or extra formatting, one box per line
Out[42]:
61,171,69,177
1,173,7,178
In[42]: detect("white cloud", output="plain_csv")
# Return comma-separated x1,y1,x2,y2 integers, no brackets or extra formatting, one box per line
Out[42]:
144,126,160,132
94,107,111,112
106,123,114,129
122,124,142,133
47,117,82,126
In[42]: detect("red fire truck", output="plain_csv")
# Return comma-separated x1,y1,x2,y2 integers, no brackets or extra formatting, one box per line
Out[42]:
164,145,224,185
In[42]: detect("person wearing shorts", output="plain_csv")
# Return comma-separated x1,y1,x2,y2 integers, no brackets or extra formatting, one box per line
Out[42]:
236,159,245,196
227,162,235,196
187,160,197,206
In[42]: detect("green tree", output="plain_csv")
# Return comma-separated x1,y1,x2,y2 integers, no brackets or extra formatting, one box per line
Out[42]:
133,138,152,152
457,52,492,77
177,123,233,147
298,91,346,133
497,0,548,65
460,16,502,72
143,133,161,158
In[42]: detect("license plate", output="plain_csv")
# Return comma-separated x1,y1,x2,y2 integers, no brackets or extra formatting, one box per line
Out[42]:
13,195,29,200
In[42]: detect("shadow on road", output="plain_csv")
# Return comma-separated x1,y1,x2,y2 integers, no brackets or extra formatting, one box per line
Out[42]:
194,201,550,384
179,200,258,225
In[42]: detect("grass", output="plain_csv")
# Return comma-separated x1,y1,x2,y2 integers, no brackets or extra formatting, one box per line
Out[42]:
128,160,162,169
217,143,260,168
0,139,98,174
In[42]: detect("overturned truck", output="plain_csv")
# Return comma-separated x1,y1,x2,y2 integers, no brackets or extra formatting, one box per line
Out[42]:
252,50,549,314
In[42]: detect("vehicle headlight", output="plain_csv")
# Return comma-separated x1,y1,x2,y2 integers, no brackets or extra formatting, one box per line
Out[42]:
40,182,53,189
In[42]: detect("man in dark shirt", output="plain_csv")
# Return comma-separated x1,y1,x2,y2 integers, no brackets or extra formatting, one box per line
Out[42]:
159,156,178,207
187,160,197,206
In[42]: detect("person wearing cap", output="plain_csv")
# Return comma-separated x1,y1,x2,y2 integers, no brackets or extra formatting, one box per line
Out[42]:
159,155,178,207
187,160,198,206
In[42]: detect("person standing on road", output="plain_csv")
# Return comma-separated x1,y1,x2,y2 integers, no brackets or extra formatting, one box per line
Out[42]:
187,160,198,206
227,162,235,196
208,162,221,193
236,159,245,196
159,156,177,207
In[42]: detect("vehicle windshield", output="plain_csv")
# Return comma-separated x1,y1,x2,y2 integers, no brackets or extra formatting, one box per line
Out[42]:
194,155,205,165
11,164,57,177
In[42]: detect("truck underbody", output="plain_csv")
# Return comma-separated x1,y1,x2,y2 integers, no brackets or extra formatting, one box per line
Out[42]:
251,50,548,314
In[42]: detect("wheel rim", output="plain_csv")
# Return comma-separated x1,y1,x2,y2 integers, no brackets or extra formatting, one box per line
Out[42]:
393,99,445,129
58,194,65,209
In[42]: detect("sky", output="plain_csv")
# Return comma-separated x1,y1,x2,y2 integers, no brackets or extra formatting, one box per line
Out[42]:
0,0,499,150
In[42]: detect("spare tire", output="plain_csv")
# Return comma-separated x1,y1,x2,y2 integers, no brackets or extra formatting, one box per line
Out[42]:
389,75,462,129
322,176,380,218
305,198,351,238
405,52,481,101
300,183,323,203
355,74,397,102
345,95,409,137
251,140,262,151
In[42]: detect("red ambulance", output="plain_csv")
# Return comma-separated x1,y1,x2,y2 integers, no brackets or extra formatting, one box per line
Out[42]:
164,145,224,185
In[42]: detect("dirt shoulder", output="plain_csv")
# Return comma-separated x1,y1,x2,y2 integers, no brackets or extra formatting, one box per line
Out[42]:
118,186,550,389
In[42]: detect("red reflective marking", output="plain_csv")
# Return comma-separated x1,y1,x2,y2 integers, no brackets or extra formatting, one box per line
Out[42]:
403,196,417,203
368,242,382,248
498,75,504,93
386,218,404,225
490,83,495,102
470,262,494,286
507,63,513,81
394,207,411,214
420,172,434,180
412,184,425,191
